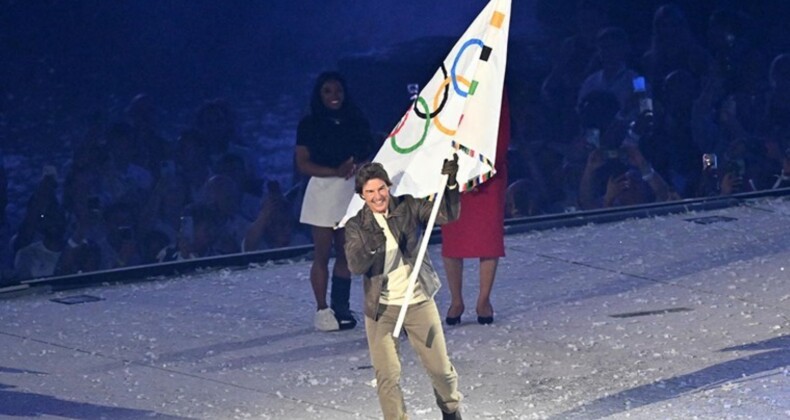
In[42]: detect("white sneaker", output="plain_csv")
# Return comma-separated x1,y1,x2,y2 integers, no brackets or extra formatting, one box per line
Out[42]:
314,308,340,331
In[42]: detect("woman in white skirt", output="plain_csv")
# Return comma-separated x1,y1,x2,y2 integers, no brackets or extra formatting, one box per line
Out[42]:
295,71,375,331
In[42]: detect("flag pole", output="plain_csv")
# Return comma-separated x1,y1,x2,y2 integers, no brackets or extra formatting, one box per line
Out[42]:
392,174,448,338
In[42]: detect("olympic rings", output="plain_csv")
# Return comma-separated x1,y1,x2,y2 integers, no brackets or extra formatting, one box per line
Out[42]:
433,75,471,136
414,65,449,119
390,97,431,154
389,37,485,152
452,38,484,97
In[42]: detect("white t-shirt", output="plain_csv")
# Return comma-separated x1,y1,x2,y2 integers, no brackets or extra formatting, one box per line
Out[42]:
373,212,426,306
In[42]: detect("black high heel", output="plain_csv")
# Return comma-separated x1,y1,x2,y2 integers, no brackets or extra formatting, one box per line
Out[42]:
445,305,464,325
477,304,494,325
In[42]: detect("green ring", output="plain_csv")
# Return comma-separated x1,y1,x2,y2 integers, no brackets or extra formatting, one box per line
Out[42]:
390,97,431,154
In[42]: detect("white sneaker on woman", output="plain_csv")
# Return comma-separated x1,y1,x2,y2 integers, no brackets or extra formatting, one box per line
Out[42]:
314,308,340,331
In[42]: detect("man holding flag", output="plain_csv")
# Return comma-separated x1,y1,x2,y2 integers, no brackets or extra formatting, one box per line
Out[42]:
344,157,462,420
339,0,510,417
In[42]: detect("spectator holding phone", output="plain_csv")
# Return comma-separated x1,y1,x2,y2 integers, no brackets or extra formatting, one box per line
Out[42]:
696,150,759,197
565,90,623,205
157,203,220,261
578,118,670,209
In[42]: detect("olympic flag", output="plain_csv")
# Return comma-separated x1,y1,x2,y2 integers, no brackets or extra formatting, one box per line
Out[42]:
340,0,510,225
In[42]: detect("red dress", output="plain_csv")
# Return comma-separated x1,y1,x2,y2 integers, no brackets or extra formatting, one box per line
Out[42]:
441,93,510,258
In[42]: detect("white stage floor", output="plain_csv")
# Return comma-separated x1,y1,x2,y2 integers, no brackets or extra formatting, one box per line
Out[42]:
1,197,789,419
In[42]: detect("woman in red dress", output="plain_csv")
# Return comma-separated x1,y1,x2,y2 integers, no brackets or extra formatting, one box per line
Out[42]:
441,92,509,325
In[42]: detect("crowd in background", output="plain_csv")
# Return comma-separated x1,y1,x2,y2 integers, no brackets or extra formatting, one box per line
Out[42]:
3,1,790,283
504,1,790,219
1,96,308,283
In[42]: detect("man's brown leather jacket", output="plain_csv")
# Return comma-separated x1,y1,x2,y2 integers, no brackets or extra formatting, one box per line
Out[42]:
344,186,460,320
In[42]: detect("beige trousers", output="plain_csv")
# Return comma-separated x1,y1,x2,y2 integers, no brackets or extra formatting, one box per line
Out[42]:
365,299,462,420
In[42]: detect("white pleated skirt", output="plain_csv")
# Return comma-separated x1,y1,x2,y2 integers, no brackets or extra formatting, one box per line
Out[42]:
299,176,356,228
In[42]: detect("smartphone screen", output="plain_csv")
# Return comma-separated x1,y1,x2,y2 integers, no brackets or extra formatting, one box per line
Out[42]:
632,76,646,92
702,153,718,170
583,128,600,148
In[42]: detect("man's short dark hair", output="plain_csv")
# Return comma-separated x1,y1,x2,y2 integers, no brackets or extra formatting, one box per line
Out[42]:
355,162,392,194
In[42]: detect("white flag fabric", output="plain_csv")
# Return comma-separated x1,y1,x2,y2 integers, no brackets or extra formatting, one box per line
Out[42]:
339,0,510,226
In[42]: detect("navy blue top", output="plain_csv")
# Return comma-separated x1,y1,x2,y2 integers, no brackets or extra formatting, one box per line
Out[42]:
296,113,374,169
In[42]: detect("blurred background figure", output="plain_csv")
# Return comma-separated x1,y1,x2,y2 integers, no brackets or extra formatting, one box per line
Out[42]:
175,128,213,198
0,152,7,228
138,173,193,248
641,3,709,99
124,93,171,176
505,178,543,219
243,181,301,251
14,207,66,280
577,26,640,113
100,202,143,269
195,99,238,160
213,152,262,222
100,121,154,209
644,69,701,197
295,71,375,331
0,150,8,281
157,203,221,262
198,174,250,255
11,168,66,280
194,99,261,187
541,0,610,144
760,54,790,182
